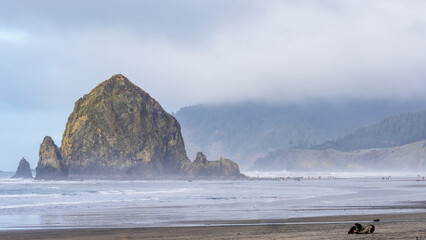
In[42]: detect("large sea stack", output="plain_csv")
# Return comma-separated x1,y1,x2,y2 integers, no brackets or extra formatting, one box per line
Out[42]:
35,136,68,180
59,74,241,179
11,157,33,179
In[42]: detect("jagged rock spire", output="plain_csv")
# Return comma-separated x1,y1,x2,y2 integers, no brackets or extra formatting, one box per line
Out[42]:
11,157,33,179
35,136,68,180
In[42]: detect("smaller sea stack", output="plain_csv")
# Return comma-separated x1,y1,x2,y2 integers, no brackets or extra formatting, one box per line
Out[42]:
35,136,68,180
11,157,33,179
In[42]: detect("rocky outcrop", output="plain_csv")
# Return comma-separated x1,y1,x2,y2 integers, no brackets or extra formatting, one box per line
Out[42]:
193,152,208,164
187,152,245,178
35,136,68,180
11,157,33,179
61,74,191,178
33,74,245,179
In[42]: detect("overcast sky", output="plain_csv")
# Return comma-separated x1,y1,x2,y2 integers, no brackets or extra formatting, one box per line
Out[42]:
1,0,426,171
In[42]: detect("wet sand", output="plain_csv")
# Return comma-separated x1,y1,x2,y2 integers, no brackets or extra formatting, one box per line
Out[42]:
1,212,425,240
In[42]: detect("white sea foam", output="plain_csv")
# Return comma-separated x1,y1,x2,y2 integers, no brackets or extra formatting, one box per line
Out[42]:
97,190,123,195
96,188,195,196
0,198,154,210
0,193,62,198
0,178,424,230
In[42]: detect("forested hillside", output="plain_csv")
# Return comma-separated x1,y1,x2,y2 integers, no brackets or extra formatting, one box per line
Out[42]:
250,140,426,171
175,100,425,168
314,111,426,152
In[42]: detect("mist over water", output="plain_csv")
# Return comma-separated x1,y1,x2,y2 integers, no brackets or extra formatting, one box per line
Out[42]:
243,171,425,179
1,172,425,230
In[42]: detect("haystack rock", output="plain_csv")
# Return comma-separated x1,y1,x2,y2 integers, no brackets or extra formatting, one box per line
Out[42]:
11,157,33,179
60,74,244,179
35,136,68,180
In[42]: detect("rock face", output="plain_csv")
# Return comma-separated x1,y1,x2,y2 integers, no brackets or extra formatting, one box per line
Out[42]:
34,74,244,179
193,152,208,164
61,74,191,178
187,152,245,178
11,157,33,179
35,136,68,180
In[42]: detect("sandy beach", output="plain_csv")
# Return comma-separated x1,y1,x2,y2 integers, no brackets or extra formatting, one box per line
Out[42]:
1,212,425,240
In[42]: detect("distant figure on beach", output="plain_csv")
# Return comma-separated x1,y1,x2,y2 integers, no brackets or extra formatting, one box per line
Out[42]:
348,223,375,234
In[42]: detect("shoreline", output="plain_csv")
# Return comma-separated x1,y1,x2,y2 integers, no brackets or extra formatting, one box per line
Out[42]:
1,212,426,240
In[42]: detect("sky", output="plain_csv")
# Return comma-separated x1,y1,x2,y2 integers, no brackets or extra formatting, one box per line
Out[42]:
1,0,426,171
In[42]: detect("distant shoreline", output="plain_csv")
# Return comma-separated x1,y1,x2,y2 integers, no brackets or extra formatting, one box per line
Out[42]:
1,212,425,239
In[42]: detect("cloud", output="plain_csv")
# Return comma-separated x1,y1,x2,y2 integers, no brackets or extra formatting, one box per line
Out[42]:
2,0,426,113
1,0,426,170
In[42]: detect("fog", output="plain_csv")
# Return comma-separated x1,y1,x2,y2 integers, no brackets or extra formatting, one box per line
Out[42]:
1,0,426,170
2,1,426,111
243,170,426,179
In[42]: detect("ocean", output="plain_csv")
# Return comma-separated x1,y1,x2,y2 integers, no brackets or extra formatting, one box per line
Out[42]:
0,171,425,230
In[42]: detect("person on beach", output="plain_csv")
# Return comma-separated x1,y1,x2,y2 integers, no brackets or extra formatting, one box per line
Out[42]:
348,223,375,234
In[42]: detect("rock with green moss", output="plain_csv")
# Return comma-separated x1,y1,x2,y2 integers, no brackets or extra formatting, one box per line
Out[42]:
61,74,191,178
12,157,33,179
35,136,68,180
58,74,245,179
